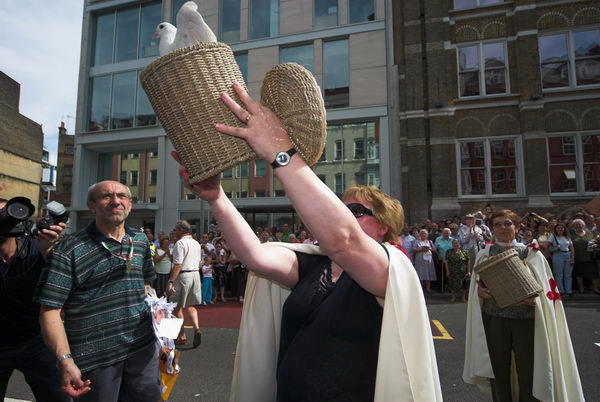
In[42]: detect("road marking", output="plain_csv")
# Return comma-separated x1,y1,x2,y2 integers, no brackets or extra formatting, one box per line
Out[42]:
5,398,32,402
431,320,453,340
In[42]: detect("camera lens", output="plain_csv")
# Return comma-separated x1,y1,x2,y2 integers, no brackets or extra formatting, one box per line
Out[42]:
7,202,31,220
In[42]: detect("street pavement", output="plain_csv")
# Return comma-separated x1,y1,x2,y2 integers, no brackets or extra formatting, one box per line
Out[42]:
6,295,599,401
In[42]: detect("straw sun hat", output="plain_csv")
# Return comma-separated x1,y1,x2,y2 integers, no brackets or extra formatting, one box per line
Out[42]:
140,42,327,184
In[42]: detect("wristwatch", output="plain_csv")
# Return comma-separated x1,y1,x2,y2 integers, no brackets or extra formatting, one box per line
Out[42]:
271,148,297,169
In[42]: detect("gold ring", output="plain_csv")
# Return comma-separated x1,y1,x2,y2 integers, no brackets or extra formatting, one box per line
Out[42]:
244,113,252,123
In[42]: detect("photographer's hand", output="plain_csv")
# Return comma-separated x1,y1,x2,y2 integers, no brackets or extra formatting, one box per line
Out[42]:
36,222,67,259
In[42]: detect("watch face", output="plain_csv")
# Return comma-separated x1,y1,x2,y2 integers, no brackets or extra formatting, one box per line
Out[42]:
276,152,290,166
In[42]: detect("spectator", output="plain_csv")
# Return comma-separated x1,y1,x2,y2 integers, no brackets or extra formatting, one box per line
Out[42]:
428,222,441,242
536,222,552,265
413,229,438,293
287,234,299,243
213,241,228,302
153,237,173,297
459,214,484,267
0,198,69,402
36,181,160,401
167,220,203,348
201,256,213,305
400,226,416,261
303,232,316,244
297,230,308,243
444,239,470,303
434,228,454,262
259,231,270,244
548,223,574,296
199,232,215,259
448,223,460,240
570,218,599,294
280,223,292,242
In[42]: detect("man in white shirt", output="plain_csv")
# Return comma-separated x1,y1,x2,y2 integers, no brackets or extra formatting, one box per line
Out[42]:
166,221,203,348
458,214,484,266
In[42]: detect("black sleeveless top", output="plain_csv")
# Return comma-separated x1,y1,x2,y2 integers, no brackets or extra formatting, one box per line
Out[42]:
277,252,384,402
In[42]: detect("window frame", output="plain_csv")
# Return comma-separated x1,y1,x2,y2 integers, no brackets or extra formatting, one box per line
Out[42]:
249,0,280,40
456,40,510,98
334,139,344,161
546,131,600,195
539,28,600,91
314,0,338,29
455,136,524,198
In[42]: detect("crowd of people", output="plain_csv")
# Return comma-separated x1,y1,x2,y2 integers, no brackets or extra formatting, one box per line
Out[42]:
398,207,600,300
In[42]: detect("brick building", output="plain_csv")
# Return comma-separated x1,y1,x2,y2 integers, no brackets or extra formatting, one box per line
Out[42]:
51,122,75,207
393,0,600,223
0,71,44,213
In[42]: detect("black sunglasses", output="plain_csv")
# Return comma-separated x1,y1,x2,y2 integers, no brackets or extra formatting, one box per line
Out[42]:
346,203,374,218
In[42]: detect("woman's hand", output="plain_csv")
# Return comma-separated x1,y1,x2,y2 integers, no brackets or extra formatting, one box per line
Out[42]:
171,151,222,201
215,82,293,163
477,280,492,299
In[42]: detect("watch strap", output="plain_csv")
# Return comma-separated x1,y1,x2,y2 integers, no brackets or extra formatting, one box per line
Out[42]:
57,353,73,362
271,148,297,169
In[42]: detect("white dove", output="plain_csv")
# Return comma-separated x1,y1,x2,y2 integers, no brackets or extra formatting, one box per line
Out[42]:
153,1,217,56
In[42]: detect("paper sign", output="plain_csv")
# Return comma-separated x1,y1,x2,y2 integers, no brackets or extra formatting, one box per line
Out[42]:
155,318,184,339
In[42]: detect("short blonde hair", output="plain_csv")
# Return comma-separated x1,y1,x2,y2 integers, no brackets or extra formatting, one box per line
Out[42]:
342,185,404,243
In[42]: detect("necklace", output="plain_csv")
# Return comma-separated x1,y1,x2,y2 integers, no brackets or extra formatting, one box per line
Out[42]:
100,237,134,270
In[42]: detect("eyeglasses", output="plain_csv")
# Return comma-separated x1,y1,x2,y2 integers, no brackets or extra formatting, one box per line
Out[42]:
493,221,514,229
97,192,131,201
346,203,374,218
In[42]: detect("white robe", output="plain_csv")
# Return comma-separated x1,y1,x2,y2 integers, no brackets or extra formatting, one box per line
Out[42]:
463,246,584,401
230,243,442,402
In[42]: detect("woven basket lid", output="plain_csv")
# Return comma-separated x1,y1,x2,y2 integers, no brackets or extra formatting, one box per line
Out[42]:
260,63,327,166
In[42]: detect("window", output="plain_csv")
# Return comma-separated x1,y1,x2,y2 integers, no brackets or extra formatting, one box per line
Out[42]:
539,29,600,89
319,147,326,161
354,138,365,159
255,190,266,197
92,3,161,66
314,0,337,29
349,0,374,23
274,189,286,197
150,169,158,185
62,184,71,194
250,0,279,40
236,162,249,178
220,0,241,43
323,39,349,108
149,197,156,203
334,173,345,194
137,71,156,126
454,0,502,9
63,167,73,177
130,153,139,159
239,191,248,198
149,151,158,157
235,53,248,83
130,170,138,186
367,168,380,187
89,76,111,131
65,145,75,155
458,42,508,97
88,71,156,131
120,171,127,184
457,138,521,197
547,134,600,193
121,152,128,160
222,169,233,178
367,136,379,160
111,71,136,129
255,160,266,177
280,44,314,73
334,140,344,160
354,172,365,185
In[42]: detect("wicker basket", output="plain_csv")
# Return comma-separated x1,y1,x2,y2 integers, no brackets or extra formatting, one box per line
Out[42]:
475,248,542,308
140,43,326,184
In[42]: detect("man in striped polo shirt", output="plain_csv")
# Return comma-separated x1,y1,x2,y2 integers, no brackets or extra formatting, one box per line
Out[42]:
35,181,161,401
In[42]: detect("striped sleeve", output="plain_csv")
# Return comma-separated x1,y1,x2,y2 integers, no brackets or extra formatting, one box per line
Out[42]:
34,245,74,308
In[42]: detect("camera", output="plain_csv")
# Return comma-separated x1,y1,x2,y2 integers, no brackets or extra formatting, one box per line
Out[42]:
0,197,69,238
0,197,36,237
34,201,70,234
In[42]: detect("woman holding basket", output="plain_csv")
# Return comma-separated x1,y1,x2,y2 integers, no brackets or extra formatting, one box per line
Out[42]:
463,209,583,401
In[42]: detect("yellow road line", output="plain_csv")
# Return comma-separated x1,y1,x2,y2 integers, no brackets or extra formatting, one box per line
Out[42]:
432,320,453,340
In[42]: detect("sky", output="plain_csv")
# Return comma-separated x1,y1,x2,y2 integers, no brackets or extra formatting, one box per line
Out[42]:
0,1,84,165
